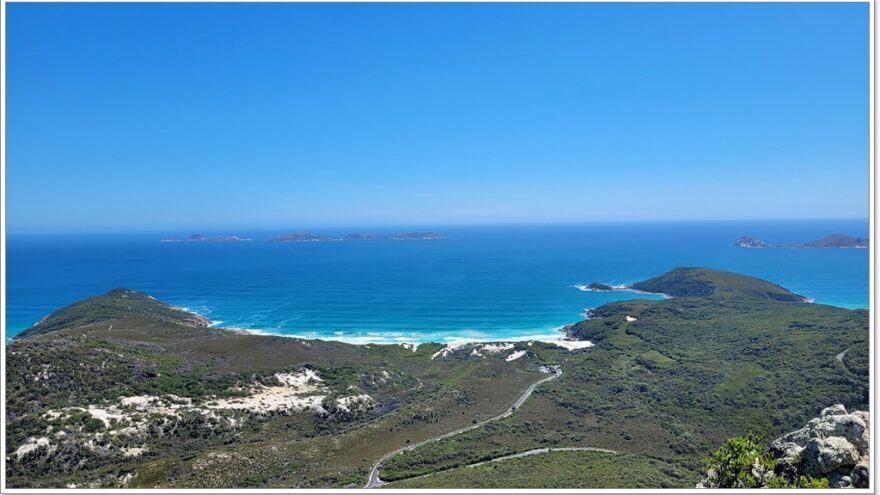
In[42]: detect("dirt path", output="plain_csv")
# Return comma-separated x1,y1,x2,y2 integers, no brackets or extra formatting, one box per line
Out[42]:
836,347,852,372
466,446,618,468
380,446,619,486
365,366,562,488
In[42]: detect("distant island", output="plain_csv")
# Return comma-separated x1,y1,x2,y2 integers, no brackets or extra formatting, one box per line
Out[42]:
733,234,868,249
160,234,252,243
732,236,768,248
782,234,869,249
270,232,446,242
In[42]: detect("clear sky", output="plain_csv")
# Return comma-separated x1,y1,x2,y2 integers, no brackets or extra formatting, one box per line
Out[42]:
6,3,870,231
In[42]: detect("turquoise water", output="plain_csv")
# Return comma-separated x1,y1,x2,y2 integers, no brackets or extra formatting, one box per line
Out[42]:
6,220,869,343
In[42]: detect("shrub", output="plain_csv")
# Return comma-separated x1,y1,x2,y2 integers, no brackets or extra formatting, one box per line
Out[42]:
767,475,829,489
83,418,104,433
703,433,775,488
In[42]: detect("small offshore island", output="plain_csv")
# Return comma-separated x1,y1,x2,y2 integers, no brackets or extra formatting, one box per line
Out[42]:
5,267,868,489
733,234,868,249
270,232,446,242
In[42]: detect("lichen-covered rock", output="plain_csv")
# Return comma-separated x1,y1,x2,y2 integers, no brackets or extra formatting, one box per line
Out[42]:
814,414,869,455
768,405,870,488
821,404,848,417
801,437,859,475
770,427,813,451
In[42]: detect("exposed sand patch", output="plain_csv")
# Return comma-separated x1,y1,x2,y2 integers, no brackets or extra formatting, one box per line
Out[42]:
208,389,326,413
626,315,638,322
205,368,327,414
87,406,128,427
45,369,329,436
545,339,594,350
506,350,527,362
122,447,146,457
273,369,322,389
470,343,515,358
431,347,455,360
336,394,373,412
11,437,52,459
479,343,515,353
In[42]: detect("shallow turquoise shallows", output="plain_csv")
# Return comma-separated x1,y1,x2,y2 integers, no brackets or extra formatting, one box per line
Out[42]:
6,220,868,343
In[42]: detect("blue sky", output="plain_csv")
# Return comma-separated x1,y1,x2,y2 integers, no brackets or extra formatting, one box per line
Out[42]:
6,3,869,231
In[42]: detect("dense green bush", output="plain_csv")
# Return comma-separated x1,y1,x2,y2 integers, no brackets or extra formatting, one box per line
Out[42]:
703,433,774,488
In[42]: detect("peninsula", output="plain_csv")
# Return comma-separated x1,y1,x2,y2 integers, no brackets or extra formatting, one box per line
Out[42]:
732,234,868,249
783,234,869,249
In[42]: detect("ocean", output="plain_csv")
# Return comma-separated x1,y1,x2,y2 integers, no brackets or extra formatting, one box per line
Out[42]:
5,220,869,344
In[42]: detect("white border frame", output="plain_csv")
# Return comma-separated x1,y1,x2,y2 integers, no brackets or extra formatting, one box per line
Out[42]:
0,1,875,493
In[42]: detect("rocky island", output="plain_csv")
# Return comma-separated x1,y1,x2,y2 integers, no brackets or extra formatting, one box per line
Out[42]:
732,236,768,248
160,234,252,243
270,232,445,242
6,268,867,489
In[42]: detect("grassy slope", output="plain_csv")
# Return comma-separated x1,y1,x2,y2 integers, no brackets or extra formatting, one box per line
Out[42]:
6,267,870,488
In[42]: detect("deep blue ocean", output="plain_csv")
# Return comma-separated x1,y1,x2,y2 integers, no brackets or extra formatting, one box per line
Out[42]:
6,220,869,344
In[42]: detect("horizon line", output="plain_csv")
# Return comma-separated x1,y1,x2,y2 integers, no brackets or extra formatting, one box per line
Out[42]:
5,217,871,235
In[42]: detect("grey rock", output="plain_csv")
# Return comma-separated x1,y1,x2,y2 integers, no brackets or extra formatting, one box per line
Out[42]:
773,426,814,448
851,464,869,488
852,410,870,430
769,440,804,460
801,437,859,476
829,475,852,489
821,404,848,417
813,414,868,455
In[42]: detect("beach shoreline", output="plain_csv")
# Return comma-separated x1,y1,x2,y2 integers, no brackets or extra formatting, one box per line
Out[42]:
207,318,594,351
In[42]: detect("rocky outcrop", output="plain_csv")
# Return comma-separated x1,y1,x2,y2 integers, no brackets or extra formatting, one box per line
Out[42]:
733,236,768,248
769,405,870,488
698,405,870,489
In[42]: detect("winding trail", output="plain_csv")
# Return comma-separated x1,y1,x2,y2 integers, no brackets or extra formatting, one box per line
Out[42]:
465,446,617,468
365,365,562,488
383,446,619,487
836,346,852,372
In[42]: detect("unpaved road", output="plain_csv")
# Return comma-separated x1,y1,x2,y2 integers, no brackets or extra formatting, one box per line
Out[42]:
365,366,562,488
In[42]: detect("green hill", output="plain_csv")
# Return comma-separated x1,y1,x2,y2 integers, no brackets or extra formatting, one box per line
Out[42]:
15,288,210,339
630,267,807,302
